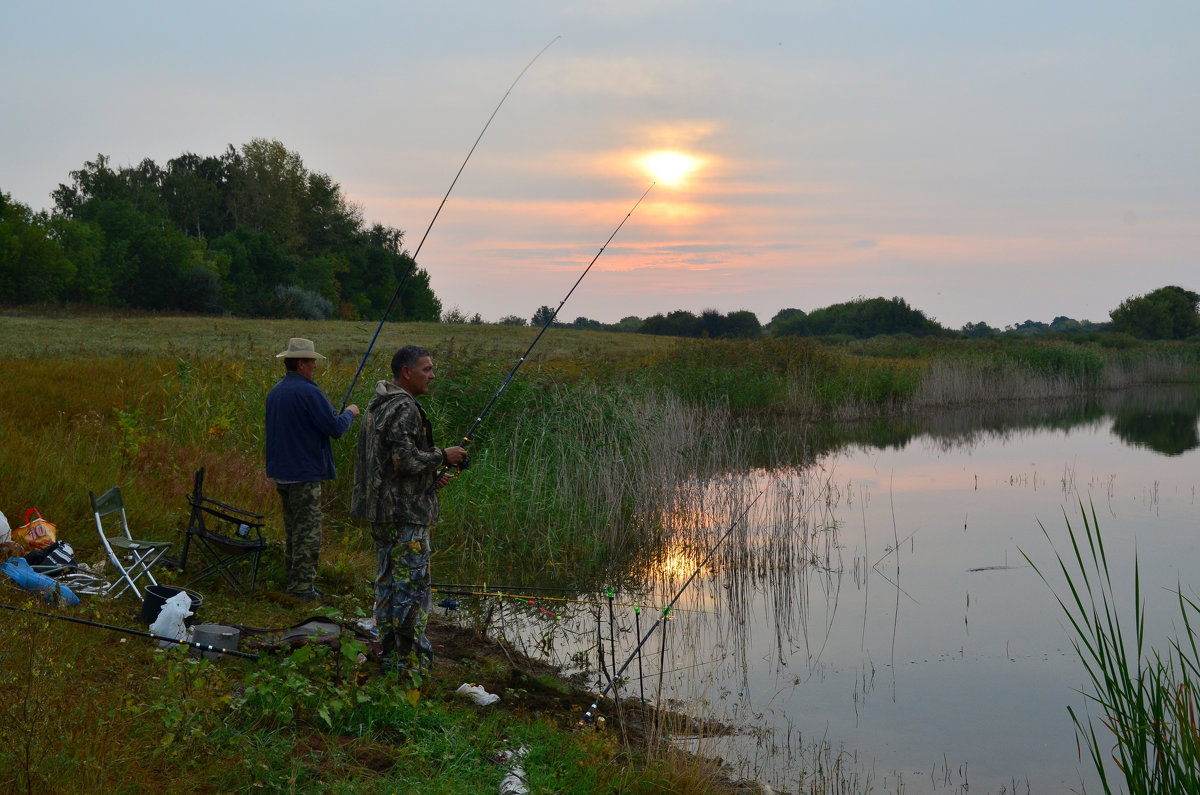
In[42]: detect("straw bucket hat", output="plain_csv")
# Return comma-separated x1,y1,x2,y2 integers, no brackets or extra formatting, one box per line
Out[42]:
276,338,327,360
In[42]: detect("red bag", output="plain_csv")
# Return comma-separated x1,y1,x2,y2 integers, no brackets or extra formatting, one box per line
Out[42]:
15,509,57,552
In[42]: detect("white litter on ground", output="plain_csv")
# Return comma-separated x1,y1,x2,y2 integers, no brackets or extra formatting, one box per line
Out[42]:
495,745,530,795
456,682,500,706
148,591,192,646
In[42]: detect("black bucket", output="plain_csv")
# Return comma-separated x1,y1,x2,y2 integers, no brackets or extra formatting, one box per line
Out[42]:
140,584,203,627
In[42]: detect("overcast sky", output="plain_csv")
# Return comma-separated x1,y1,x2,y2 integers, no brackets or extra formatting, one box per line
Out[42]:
3,1,1197,327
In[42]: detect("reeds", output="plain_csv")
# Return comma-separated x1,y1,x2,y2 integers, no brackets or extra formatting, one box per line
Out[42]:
436,381,750,583
1027,504,1200,793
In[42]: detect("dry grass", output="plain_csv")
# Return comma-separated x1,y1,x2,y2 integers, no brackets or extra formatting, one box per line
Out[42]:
0,313,678,366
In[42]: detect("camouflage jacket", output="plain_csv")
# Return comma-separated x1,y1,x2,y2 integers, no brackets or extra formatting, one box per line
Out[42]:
351,380,445,525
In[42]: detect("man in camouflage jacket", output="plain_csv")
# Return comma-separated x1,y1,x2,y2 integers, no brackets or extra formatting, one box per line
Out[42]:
352,345,467,673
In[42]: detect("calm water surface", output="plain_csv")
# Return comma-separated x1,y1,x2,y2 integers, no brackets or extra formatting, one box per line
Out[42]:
470,388,1200,793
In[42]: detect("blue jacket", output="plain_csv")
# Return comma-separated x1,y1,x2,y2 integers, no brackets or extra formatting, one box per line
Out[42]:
265,372,355,482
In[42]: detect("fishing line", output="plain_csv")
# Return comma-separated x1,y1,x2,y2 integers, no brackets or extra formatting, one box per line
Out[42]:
339,35,560,413
0,601,259,660
434,581,583,594
432,181,656,485
579,469,790,727
429,585,712,613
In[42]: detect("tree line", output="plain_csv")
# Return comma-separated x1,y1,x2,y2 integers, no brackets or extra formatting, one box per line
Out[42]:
553,288,1199,342
0,139,439,320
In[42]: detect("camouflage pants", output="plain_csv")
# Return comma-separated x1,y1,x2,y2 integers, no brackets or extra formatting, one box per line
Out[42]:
277,481,322,594
372,522,433,670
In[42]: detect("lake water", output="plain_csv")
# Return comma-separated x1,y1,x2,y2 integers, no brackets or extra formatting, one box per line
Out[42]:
457,386,1200,793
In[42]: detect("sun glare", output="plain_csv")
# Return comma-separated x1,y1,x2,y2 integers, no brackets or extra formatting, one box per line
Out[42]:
640,150,701,187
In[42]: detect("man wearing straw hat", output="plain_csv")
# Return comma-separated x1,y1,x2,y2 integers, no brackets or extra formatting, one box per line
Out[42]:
265,338,359,601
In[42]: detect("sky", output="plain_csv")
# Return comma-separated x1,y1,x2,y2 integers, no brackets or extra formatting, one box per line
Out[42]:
3,1,1198,328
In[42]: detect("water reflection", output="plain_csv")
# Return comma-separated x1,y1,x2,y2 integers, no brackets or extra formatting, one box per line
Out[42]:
1109,384,1200,454
452,384,1200,792
766,384,1200,467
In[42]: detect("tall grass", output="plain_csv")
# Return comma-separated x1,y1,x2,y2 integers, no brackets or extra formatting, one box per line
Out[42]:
1027,505,1200,793
437,383,752,584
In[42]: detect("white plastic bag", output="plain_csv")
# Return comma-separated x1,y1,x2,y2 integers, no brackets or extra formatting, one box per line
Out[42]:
496,746,530,795
149,591,193,646
456,682,500,706
0,509,10,544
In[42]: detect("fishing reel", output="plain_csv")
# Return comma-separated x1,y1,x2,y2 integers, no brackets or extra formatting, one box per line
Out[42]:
428,454,471,494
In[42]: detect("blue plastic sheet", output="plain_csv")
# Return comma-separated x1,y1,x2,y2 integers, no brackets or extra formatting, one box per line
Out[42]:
1,557,80,606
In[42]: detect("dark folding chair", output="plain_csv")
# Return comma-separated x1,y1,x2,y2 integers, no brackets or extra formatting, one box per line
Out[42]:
180,467,267,597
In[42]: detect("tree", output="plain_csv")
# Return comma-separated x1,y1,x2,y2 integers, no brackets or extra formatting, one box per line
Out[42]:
303,170,363,252
569,316,605,331
52,154,125,217
768,307,806,333
961,321,998,339
162,151,235,238
50,215,106,303
531,305,557,327
1110,285,1200,340
0,193,75,302
614,315,643,333
772,297,944,339
1008,319,1050,338
724,310,763,339
641,309,700,337
211,227,295,315
228,138,309,249
37,142,446,318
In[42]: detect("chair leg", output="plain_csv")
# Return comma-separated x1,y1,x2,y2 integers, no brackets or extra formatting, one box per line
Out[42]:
183,543,263,598
106,547,168,600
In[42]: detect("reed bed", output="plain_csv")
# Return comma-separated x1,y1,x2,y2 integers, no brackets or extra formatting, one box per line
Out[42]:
1028,505,1200,794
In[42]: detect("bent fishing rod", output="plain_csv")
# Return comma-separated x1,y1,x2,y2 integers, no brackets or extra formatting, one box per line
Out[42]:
432,181,656,486
339,35,560,413
578,469,789,727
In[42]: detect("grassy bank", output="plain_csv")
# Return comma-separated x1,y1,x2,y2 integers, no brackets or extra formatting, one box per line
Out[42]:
2,313,1199,792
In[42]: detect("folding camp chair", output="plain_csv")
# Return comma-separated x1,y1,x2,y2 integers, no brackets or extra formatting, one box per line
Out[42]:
90,486,172,600
180,468,266,597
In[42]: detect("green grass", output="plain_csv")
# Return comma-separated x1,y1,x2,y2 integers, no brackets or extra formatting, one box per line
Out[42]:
0,601,714,793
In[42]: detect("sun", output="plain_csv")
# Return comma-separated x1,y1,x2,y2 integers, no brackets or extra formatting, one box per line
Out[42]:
639,150,701,187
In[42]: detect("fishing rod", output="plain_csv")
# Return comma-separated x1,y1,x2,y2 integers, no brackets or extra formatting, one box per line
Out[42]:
433,181,656,485
578,469,789,727
339,35,560,413
0,601,259,660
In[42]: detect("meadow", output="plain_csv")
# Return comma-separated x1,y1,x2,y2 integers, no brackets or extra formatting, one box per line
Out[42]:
1,312,1198,792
